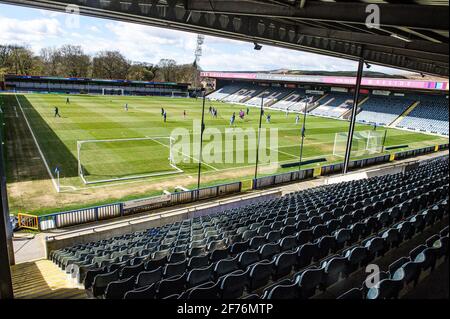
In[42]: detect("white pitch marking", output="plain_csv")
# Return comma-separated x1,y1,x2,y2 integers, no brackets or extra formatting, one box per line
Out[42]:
14,94,59,192
148,136,220,172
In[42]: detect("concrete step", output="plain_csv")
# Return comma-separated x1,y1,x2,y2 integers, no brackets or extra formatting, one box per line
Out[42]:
11,259,87,299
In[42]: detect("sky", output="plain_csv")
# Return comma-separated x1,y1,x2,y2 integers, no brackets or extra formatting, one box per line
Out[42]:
0,3,413,75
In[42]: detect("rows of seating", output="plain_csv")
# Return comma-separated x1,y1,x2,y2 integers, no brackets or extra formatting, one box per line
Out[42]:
208,85,448,135
356,95,416,126
310,93,352,117
221,85,263,103
260,197,448,299
49,156,449,299
245,87,293,107
206,85,241,101
397,96,449,136
338,225,448,299
310,93,359,118
286,94,325,113
7,80,185,96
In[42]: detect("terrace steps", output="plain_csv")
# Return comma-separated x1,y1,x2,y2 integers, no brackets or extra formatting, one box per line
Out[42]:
340,95,370,119
389,100,421,127
11,259,87,299
313,94,329,105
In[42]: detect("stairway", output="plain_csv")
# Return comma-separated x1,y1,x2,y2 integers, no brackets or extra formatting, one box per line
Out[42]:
340,96,370,119
389,101,420,127
306,94,328,112
11,259,87,299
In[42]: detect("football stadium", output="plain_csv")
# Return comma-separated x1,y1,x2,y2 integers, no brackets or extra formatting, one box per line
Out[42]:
0,0,449,307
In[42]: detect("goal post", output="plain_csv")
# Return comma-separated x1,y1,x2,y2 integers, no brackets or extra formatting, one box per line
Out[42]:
171,91,190,98
102,88,125,96
77,136,182,184
366,129,387,154
333,130,386,158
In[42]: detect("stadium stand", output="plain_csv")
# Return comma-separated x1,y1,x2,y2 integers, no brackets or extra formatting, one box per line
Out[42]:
206,85,241,101
244,87,293,107
4,75,189,97
310,92,358,118
269,89,307,111
49,155,449,299
356,95,416,126
397,96,449,136
221,85,263,103
207,84,448,136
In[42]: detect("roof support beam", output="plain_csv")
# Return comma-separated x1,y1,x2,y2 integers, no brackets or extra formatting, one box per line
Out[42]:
0,0,447,76
297,26,448,61
187,0,449,31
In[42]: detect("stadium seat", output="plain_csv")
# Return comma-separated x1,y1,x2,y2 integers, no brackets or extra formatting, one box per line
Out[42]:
322,256,348,287
120,262,145,279
157,273,187,298
124,283,157,299
248,260,274,291
104,276,136,299
136,267,163,288
214,257,239,279
264,281,299,299
273,251,297,279
186,264,215,288
219,270,249,299
238,250,260,269
92,269,120,297
367,279,402,299
187,281,220,299
296,267,324,298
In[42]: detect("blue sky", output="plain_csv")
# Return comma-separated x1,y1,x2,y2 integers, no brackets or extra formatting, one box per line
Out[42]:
0,3,411,74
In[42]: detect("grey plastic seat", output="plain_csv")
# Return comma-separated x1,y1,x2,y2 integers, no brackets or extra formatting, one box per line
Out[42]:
186,264,214,288
136,267,163,288
92,269,120,297
104,276,136,299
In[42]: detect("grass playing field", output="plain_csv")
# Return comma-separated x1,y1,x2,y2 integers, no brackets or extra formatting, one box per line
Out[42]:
1,93,448,215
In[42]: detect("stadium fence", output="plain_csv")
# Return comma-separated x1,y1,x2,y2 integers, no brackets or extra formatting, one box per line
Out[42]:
38,182,242,231
252,168,315,190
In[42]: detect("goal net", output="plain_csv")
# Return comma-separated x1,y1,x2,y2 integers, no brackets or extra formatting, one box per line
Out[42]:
171,91,190,98
102,88,124,96
77,137,182,184
333,130,386,158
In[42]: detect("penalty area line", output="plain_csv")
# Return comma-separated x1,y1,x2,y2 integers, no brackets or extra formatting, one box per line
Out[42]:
147,137,220,172
14,94,60,193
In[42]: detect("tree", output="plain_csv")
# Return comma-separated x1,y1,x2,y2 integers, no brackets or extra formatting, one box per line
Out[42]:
0,45,42,77
60,45,91,77
156,59,177,82
40,47,61,76
127,63,158,81
176,63,201,86
40,45,90,77
92,51,130,79
0,43,200,87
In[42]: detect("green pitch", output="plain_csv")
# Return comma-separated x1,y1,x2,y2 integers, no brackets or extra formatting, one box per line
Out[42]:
1,93,448,214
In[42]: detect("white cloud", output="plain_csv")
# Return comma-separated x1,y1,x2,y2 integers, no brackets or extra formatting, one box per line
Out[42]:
0,15,64,52
102,21,198,63
199,42,359,72
0,9,413,75
89,26,100,33
37,9,66,18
